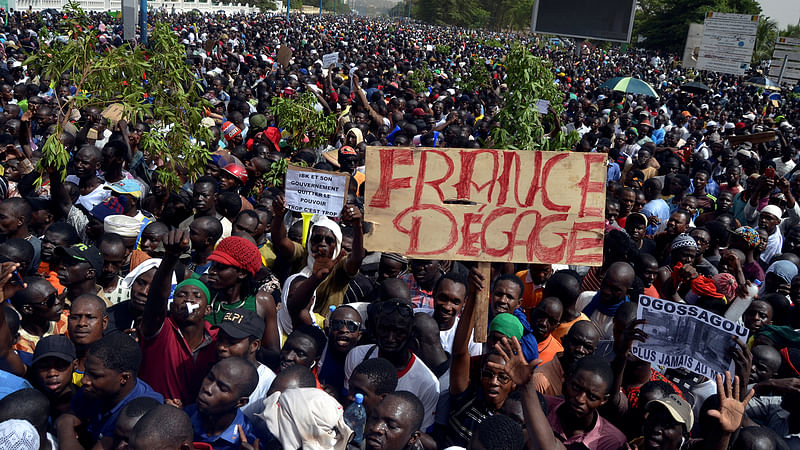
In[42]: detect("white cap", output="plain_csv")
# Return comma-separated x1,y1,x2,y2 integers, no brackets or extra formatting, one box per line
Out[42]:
761,205,783,220
706,121,717,127
104,215,142,238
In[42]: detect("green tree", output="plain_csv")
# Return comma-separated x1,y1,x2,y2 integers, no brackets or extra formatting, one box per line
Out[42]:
753,17,778,63
490,44,579,151
781,24,800,38
25,2,211,189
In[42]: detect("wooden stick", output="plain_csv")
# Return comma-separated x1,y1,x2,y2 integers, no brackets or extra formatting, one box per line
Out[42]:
473,261,491,343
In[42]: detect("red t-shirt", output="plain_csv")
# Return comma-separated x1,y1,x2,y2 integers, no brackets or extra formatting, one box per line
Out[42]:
139,317,218,405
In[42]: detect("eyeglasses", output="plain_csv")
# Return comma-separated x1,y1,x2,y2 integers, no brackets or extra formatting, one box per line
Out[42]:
480,369,512,385
30,293,57,307
330,319,361,333
310,234,336,245
374,300,414,319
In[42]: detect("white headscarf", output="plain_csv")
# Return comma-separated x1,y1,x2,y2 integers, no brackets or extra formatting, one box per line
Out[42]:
258,388,352,450
0,419,40,450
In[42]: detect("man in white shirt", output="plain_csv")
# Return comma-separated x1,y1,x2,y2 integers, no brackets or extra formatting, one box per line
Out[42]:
431,272,482,356
344,299,440,431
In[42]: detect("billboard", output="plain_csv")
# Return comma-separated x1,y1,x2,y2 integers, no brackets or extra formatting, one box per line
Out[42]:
696,12,759,76
530,0,636,43
681,23,704,69
770,36,800,84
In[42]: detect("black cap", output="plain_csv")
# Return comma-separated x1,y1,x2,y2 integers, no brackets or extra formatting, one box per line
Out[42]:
32,335,76,365
55,244,104,272
213,308,265,340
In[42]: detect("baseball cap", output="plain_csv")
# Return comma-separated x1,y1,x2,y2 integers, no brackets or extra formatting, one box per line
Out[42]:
55,243,104,272
32,335,76,365
213,308,265,340
104,179,144,199
646,394,694,431
90,196,125,221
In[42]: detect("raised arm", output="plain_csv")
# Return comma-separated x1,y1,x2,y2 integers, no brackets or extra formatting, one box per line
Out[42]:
46,164,74,217
270,193,296,258
450,266,482,396
342,204,364,274
141,229,189,338
0,262,26,376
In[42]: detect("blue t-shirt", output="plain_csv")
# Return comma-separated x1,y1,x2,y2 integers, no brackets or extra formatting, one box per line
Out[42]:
0,369,33,400
186,404,273,450
71,379,164,441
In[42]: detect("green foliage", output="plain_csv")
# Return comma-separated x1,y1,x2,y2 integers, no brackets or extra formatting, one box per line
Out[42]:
435,44,451,55
460,57,491,93
263,159,307,188
409,63,433,94
753,17,778,63
25,1,211,189
635,0,761,54
270,92,338,150
780,24,800,38
490,45,579,151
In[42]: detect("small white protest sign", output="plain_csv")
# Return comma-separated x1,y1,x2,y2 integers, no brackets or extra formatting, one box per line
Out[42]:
285,166,350,217
322,51,339,68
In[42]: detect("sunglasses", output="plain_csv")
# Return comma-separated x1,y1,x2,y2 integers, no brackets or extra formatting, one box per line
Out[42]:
375,300,414,319
30,293,57,307
310,234,337,246
330,319,361,333
480,369,512,385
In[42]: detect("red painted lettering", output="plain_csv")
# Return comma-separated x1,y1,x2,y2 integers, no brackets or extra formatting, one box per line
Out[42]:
527,213,568,262
540,153,570,212
368,149,413,209
480,207,517,258
458,213,483,257
577,153,605,218
565,220,604,265
393,204,458,255
413,150,454,206
453,150,499,203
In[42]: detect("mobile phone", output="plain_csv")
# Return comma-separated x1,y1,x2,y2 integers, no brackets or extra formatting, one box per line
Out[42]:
765,167,775,179
11,270,23,286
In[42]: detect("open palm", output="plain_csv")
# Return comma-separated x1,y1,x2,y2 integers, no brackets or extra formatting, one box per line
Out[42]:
487,337,541,386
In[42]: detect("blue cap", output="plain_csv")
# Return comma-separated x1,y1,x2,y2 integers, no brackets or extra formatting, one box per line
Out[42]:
355,393,363,404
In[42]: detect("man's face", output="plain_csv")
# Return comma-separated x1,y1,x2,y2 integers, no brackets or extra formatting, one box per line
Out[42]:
216,330,254,360
130,268,155,313
480,353,515,410
626,221,647,242
599,270,630,305
207,261,243,290
68,299,107,347
758,212,780,233
347,372,382,416
528,264,552,285
433,279,466,331
196,365,245,415
99,242,125,283
0,202,20,235
743,301,772,333
491,279,522,316
33,356,75,395
409,259,440,287
562,369,609,419
639,260,659,288
665,213,688,235
563,328,598,363
309,227,337,260
74,150,98,178
57,258,91,287
672,247,697,266
642,405,685,450
170,285,208,325
782,228,800,255
531,301,562,342
378,256,406,282
679,197,697,217
41,231,70,264
365,397,419,450
279,334,318,371
375,314,412,356
232,215,259,238
717,192,734,212
328,308,362,354
82,354,124,399
193,182,216,213
139,230,163,255
693,173,708,192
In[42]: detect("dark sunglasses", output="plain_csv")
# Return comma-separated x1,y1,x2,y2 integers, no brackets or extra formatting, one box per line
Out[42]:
480,369,512,385
330,319,361,333
375,300,414,319
30,293,57,307
310,234,336,245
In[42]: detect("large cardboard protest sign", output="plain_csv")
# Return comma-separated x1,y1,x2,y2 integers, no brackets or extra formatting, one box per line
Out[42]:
696,12,759,76
770,37,800,84
363,147,606,266
285,165,350,218
681,23,704,69
633,296,749,378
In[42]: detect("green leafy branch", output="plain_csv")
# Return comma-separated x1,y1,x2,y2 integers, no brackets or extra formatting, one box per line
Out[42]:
270,92,338,151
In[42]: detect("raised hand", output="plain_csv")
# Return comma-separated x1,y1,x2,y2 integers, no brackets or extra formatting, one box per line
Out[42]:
707,371,754,434
487,336,541,386
614,319,648,356
162,229,190,257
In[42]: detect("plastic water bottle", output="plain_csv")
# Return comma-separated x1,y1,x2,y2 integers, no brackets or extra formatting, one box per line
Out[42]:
344,393,367,444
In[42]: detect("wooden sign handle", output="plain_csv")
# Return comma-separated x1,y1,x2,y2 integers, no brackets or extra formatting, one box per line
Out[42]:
473,261,491,343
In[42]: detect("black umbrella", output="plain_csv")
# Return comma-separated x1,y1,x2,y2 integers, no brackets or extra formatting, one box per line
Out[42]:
680,81,712,94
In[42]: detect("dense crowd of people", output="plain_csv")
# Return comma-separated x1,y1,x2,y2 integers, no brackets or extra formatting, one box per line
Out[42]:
0,7,799,450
